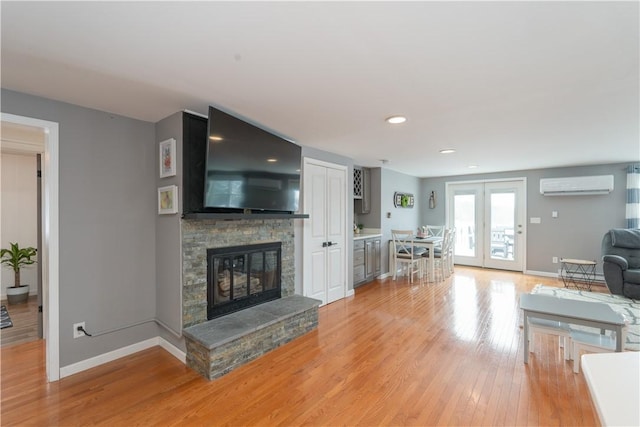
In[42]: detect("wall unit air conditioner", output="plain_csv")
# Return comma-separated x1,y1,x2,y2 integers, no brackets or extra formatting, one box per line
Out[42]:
539,175,614,196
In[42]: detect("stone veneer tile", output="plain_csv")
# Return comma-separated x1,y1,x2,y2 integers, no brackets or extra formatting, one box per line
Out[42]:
183,296,321,380
181,218,296,328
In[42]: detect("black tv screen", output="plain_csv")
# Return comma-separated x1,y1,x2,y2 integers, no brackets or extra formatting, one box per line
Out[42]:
204,106,301,213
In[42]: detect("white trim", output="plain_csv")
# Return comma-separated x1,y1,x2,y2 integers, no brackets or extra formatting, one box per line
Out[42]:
1,112,59,382
302,157,349,304
346,289,355,298
445,177,527,273
158,337,186,363
59,337,186,378
183,109,207,119
525,269,559,278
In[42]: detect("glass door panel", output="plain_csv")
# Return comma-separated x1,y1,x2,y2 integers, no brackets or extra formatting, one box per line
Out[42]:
489,191,515,261
448,183,483,267
484,181,524,271
447,180,525,271
454,194,476,257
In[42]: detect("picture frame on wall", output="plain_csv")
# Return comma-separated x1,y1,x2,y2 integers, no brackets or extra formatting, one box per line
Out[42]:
393,191,415,208
159,138,176,178
158,185,178,215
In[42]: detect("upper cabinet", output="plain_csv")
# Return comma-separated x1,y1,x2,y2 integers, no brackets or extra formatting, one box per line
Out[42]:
354,166,370,214
354,167,363,199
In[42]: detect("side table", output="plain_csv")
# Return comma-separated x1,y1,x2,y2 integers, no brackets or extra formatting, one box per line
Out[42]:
560,258,597,291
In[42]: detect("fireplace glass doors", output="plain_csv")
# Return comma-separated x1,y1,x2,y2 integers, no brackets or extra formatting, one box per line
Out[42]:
207,242,282,319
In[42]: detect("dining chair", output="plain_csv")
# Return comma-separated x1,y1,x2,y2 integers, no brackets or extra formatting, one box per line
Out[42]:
391,230,426,283
447,228,456,275
426,228,453,281
426,225,445,238
425,225,445,250
441,228,455,280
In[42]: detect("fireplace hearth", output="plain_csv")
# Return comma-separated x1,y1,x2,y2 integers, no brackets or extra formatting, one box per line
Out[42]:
207,242,282,319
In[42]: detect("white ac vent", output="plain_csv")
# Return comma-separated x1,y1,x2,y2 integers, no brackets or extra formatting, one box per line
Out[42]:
540,175,614,196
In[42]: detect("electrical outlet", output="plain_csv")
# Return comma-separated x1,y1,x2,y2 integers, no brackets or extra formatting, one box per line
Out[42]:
73,322,85,339
552,257,558,264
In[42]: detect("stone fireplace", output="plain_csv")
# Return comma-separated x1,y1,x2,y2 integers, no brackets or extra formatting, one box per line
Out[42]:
181,217,320,380
181,218,296,328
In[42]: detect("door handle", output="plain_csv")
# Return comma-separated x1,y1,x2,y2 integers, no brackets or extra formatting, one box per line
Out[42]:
322,242,328,247
327,241,336,246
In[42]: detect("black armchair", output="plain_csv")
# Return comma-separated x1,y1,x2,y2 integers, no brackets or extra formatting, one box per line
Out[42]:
602,228,640,299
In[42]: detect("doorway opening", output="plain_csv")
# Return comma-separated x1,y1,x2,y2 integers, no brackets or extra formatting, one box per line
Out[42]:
1,113,60,382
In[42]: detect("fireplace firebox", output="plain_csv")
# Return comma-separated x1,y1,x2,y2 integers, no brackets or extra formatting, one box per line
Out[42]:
207,242,282,319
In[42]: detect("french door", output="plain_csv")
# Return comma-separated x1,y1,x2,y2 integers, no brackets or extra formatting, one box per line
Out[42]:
446,179,526,271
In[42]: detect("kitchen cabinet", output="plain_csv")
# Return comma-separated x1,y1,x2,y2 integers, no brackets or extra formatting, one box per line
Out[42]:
354,167,370,214
366,238,381,279
354,236,381,287
354,240,365,285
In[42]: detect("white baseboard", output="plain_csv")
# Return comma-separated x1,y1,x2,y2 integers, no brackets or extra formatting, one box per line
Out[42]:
525,270,559,278
158,337,186,363
346,289,355,297
60,336,186,379
525,269,606,283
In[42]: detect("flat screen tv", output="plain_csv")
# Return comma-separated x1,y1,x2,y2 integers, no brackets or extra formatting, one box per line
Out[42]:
204,106,301,213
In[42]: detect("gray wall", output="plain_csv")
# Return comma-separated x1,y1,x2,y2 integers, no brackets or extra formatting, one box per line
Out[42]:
379,168,422,275
2,89,160,366
419,163,629,275
155,112,184,348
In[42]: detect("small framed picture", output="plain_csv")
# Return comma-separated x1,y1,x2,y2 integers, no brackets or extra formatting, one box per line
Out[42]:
158,185,178,215
159,138,176,178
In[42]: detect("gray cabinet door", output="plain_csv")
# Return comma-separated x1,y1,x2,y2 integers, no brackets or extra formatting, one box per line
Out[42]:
365,239,374,280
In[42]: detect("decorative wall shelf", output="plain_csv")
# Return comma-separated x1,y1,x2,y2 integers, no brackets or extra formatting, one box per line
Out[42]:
393,192,414,208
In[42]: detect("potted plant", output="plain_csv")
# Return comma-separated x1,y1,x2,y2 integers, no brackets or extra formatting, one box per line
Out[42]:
1,242,37,305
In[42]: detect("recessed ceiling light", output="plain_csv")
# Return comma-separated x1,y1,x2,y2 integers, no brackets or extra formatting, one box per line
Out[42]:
209,135,223,141
439,149,456,154
468,164,478,169
386,115,407,124
267,158,278,163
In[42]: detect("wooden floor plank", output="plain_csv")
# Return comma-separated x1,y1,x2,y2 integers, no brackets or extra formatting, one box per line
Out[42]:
0,295,39,347
0,267,600,426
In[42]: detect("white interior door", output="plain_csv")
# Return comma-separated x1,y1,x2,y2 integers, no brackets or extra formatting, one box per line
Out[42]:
303,158,346,305
326,167,346,303
447,179,525,271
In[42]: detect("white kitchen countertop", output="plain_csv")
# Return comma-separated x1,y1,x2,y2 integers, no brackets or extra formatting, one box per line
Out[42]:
353,232,382,241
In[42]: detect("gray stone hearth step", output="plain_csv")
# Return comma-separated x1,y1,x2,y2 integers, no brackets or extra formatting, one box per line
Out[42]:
183,295,321,380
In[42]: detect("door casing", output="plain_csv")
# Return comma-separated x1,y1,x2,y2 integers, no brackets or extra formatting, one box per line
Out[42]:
445,178,526,272
302,157,347,305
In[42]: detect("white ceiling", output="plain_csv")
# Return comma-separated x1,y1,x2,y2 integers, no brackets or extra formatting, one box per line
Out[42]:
1,1,638,177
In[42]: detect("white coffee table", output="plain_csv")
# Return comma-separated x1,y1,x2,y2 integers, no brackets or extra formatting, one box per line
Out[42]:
520,293,626,363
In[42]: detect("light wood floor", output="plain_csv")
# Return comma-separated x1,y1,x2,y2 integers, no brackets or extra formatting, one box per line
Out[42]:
0,267,600,426
0,295,39,347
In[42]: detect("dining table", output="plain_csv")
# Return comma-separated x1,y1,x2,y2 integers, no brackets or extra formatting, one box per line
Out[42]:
388,236,443,282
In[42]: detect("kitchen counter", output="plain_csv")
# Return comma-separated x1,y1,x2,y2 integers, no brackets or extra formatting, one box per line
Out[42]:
354,233,382,240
